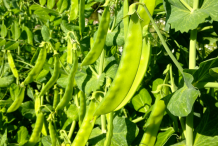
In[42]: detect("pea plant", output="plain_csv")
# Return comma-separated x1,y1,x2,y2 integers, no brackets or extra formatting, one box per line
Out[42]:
0,0,218,146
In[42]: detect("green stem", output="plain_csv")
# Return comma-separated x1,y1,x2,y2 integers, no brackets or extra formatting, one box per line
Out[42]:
179,0,193,11
15,59,34,68
195,82,218,89
141,3,183,73
186,1,199,145
132,116,144,123
110,0,118,31
68,121,76,140
89,65,98,76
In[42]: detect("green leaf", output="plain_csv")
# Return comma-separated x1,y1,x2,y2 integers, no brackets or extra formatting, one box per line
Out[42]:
41,25,50,42
167,73,200,117
184,57,218,83
10,83,20,101
170,140,186,146
57,0,68,13
0,75,14,87
66,104,79,121
165,0,218,32
39,0,47,6
89,116,139,146
47,0,55,9
4,41,19,50
152,78,164,98
41,136,52,146
1,22,7,38
209,67,218,79
19,101,36,120
131,88,152,113
0,99,13,107
194,107,218,145
57,74,68,88
75,64,106,96
155,127,175,146
0,39,6,46
0,129,7,146
16,126,28,145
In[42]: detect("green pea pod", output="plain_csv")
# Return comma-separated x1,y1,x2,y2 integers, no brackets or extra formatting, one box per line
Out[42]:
24,47,47,85
93,12,142,116
39,0,46,6
71,99,98,146
55,50,78,111
138,0,156,28
53,85,60,109
23,26,33,45
115,35,151,111
38,53,60,97
81,6,110,66
69,0,78,21
7,83,25,113
11,21,21,41
47,0,55,9
79,0,85,35
24,112,44,146
49,121,57,146
67,38,73,64
7,51,19,79
123,0,129,40
104,112,113,146
57,0,68,13
30,48,40,65
79,91,86,127
140,74,169,146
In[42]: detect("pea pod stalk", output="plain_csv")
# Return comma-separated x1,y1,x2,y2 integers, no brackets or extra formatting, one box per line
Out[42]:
93,12,142,116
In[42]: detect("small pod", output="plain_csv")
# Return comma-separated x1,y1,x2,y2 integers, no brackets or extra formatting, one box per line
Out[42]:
49,121,57,146
7,83,25,113
24,47,47,85
24,112,44,146
55,50,78,111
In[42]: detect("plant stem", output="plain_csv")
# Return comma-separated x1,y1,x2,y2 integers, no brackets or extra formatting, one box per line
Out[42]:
110,0,118,32
68,121,76,140
180,0,193,11
141,4,183,73
195,82,218,89
186,1,199,145
99,49,106,133
89,65,98,77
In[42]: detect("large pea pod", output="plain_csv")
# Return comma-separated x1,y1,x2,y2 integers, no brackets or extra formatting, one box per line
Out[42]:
79,91,86,127
115,29,151,111
140,74,169,146
24,112,44,146
49,121,57,146
71,99,98,146
24,47,47,85
55,50,78,111
81,6,110,66
79,0,85,35
7,83,25,113
38,52,60,97
7,50,19,79
93,12,142,116
47,0,55,9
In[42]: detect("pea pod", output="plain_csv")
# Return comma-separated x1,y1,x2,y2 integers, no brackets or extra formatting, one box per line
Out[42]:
49,120,57,146
23,26,33,46
7,50,19,79
140,74,169,146
81,6,110,66
115,1,156,110
71,99,98,146
55,50,78,111
123,0,129,40
93,12,142,116
24,112,44,146
24,47,47,85
79,0,85,35
7,83,25,113
69,0,79,21
138,0,156,28
79,90,86,127
53,85,60,109
67,38,73,64
38,53,60,98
